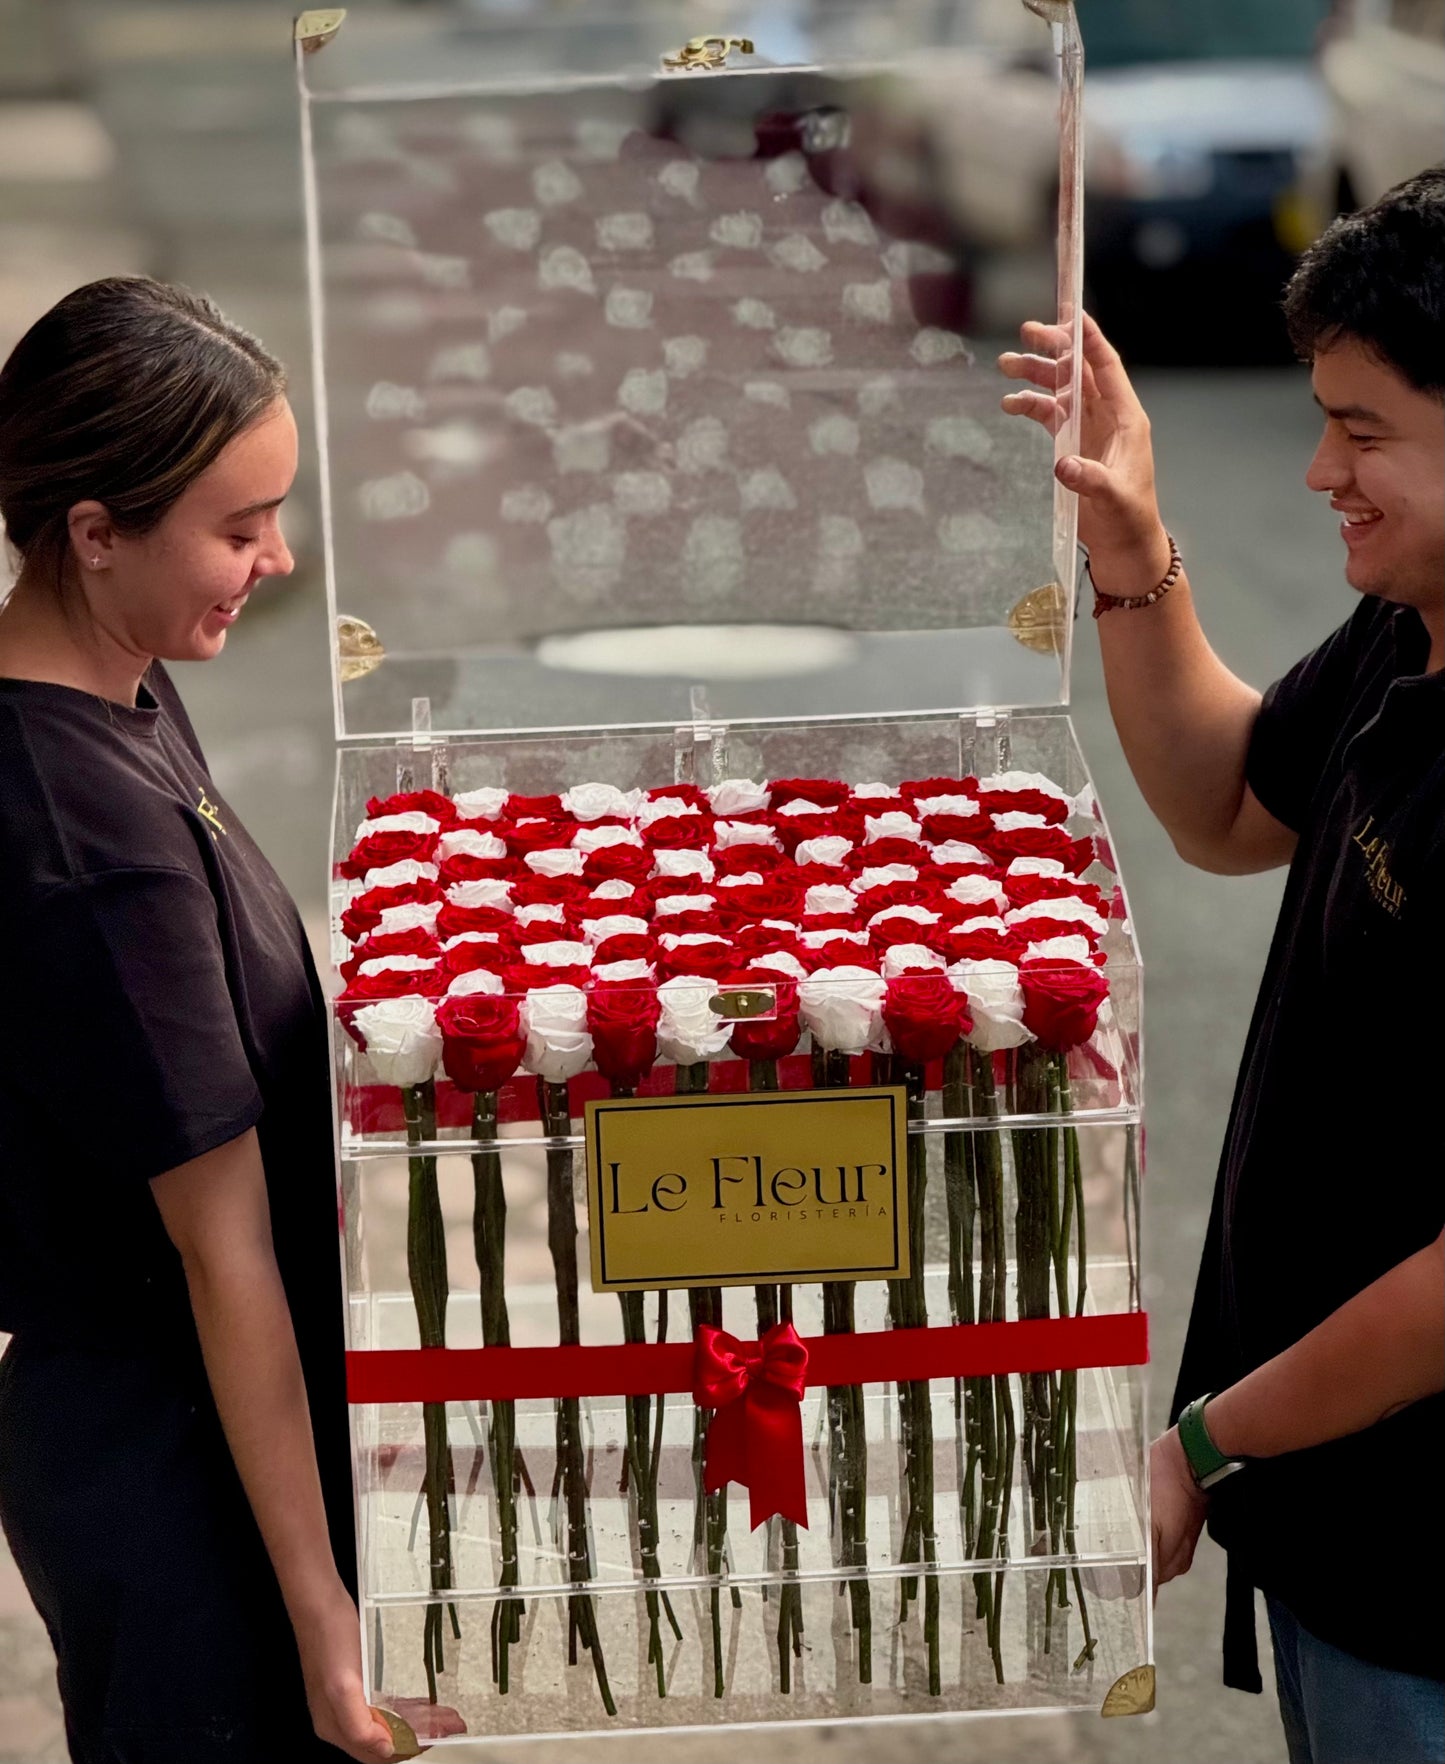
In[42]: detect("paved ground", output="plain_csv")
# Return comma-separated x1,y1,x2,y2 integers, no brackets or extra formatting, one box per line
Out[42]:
0,4,1354,1760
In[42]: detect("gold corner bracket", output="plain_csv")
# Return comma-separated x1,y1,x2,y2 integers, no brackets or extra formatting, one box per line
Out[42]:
1008,581,1067,656
1101,1663,1156,1718
372,1709,420,1759
336,614,385,683
295,8,346,53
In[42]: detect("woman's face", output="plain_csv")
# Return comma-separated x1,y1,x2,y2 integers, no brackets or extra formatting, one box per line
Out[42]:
87,398,298,663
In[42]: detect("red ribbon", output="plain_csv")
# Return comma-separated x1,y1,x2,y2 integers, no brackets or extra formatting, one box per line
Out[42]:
692,1322,810,1531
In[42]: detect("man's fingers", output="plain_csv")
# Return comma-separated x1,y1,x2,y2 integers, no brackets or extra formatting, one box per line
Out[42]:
998,350,1063,391
1055,454,1122,501
1080,311,1142,408
1001,388,1063,435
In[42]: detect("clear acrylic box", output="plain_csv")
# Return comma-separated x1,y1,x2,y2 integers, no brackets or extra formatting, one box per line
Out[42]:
297,0,1152,1740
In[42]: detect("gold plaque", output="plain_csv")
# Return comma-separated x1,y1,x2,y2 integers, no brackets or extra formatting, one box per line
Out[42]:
1101,1663,1156,1718
586,1086,909,1293
372,1707,421,1758
1008,581,1068,655
295,9,346,53
336,613,385,682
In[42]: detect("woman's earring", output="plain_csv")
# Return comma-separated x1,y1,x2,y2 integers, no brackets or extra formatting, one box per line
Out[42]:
90,557,102,568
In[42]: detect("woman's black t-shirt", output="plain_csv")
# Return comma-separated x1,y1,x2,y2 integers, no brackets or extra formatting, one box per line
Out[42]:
0,663,353,1590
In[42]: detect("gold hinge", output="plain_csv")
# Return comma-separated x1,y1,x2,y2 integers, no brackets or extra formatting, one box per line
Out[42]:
709,987,777,1020
1101,1663,1156,1718
1008,580,1067,656
336,614,385,683
662,34,755,71
294,9,346,53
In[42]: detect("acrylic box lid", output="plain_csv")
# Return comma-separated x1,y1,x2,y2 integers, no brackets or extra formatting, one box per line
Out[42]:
296,1,1084,741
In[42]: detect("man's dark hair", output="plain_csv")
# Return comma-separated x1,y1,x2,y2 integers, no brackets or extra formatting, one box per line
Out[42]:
1283,166,1445,397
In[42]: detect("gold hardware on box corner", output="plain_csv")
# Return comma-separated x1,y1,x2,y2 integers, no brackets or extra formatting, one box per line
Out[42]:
1008,581,1067,656
662,34,755,71
336,614,385,682
295,8,347,52
372,1709,421,1759
1101,1663,1156,1718
708,988,776,1020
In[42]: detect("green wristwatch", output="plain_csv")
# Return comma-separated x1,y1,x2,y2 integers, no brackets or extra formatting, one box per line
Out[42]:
1177,1393,1247,1491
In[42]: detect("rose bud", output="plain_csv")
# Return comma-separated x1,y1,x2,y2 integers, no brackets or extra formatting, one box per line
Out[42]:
767,777,852,810
882,971,972,1064
587,981,663,1090
348,995,443,1088
976,770,1072,825
519,983,593,1082
1018,957,1109,1051
656,975,732,1065
798,965,887,1055
436,990,526,1093
450,786,509,821
948,958,1034,1053
900,776,975,800
366,789,459,825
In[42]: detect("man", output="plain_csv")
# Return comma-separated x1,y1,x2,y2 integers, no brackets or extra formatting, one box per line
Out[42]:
1001,168,1445,1763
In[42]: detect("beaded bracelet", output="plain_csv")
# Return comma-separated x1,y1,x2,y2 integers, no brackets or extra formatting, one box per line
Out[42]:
1089,531,1183,618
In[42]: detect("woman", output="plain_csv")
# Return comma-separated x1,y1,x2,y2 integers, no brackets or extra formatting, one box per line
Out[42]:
0,277,396,1763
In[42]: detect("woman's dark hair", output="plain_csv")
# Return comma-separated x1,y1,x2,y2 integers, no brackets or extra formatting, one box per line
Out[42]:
0,276,286,591
1283,166,1445,397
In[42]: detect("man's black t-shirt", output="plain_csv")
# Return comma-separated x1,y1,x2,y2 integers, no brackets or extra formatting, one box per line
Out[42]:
1173,597,1444,1685
0,664,354,1593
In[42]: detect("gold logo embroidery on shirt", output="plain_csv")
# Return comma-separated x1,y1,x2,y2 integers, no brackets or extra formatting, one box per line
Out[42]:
1352,814,1404,918
197,789,228,839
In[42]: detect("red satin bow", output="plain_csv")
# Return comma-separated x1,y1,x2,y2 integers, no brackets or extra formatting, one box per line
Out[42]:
693,1322,810,1530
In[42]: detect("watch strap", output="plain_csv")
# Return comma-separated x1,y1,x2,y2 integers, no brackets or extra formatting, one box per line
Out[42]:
1178,1393,1246,1490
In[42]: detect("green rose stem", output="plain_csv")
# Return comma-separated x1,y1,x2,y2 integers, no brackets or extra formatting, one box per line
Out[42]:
968,1046,1010,1685
1012,1044,1056,1618
539,1077,616,1717
1056,1056,1096,1669
820,1046,870,1684
470,1089,523,1693
402,1079,459,1704
748,1056,805,1690
943,1044,988,1640
888,1061,940,1695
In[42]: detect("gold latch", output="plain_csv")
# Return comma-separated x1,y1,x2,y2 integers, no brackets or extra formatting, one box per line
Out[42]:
336,614,385,683
294,9,346,53
708,987,777,1020
662,34,755,71
1008,581,1068,656
1101,1663,1156,1718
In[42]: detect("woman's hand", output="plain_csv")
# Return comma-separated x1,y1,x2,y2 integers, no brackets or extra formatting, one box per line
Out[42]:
1000,312,1172,585
1149,1427,1210,1594
292,1584,399,1761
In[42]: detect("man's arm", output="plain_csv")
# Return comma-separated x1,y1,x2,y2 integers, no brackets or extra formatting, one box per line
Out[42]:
150,1131,395,1763
1000,314,1296,876
1152,1229,1445,1585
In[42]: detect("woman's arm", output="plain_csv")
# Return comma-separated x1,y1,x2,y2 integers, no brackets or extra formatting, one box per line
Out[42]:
150,1130,395,1763
1000,313,1296,876
1152,1229,1445,1586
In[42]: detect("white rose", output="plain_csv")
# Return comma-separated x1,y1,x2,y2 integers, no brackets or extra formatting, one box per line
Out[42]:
445,879,513,910
945,876,1008,913
947,914,1010,936
562,782,643,822
358,953,440,979
437,828,507,862
592,958,655,983
715,871,765,889
913,794,978,818
794,836,853,868
521,940,593,968
588,879,637,902
1008,897,1108,939
514,902,567,927
804,884,857,916
445,967,506,998
978,771,1071,810
853,864,918,892
927,841,991,868
658,932,730,952
850,782,895,799
519,984,593,1081
352,996,442,1088
655,893,715,917
1022,934,1095,964
713,820,782,850
708,778,771,816
864,811,924,843
572,824,644,852
882,943,945,977
799,928,870,953
652,849,715,882
376,901,441,937
657,975,732,1065
636,795,702,826
775,797,828,818
451,787,508,820
526,847,586,878
758,918,800,934
798,966,887,1055
362,859,438,891
948,958,1034,1053
866,904,939,931
354,811,439,841
581,914,650,946
442,931,505,951
991,810,1050,833
1007,856,1067,878
751,951,808,981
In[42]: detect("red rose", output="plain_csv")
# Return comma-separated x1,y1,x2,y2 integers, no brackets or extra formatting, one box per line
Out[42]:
986,824,1077,866
799,911,859,933
438,854,516,887
340,880,440,942
586,982,662,1089
1019,959,1109,1051
436,991,525,1093
921,813,986,846
731,923,804,962
847,793,908,816
849,838,925,869
648,783,710,808
716,880,804,922
506,793,563,819
933,861,1000,885
497,818,578,857
654,939,735,981
641,814,716,849
727,970,801,1062
515,959,593,992
436,901,516,942
868,911,943,951
975,787,1069,825
937,922,1023,963
366,789,457,825
712,843,787,876
856,880,938,913
592,933,657,966
1012,914,1102,947
511,874,588,908
512,917,575,946
442,937,518,981
641,873,712,905
882,972,972,1064
338,959,441,1003
652,907,722,939
340,828,439,879
786,861,849,888
900,776,975,800
340,926,440,983
768,778,852,809
583,846,655,885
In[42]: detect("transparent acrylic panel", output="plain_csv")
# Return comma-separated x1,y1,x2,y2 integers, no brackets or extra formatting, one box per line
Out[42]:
298,1,1085,736
340,1114,1148,1738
